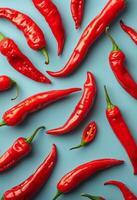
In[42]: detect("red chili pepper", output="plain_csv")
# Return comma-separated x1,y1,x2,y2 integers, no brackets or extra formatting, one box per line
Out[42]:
32,0,65,56
0,33,51,84
0,144,57,200
81,193,105,200
47,72,96,135
105,28,137,99
47,0,126,77
0,75,19,100
0,87,81,127
0,126,45,172
104,180,137,200
70,121,97,150
0,8,49,64
104,86,137,175
120,20,137,45
52,159,124,200
71,0,84,29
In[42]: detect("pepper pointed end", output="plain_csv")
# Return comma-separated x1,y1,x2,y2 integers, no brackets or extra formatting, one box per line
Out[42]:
52,190,62,200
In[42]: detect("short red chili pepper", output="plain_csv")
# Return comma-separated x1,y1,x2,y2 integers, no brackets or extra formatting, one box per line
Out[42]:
104,180,137,200
70,121,97,150
104,86,137,174
105,28,137,99
71,0,84,29
0,75,19,100
0,144,57,200
47,72,96,135
81,193,105,200
0,87,81,127
52,159,124,200
47,0,126,77
0,126,45,172
0,8,49,64
32,0,65,55
0,33,51,84
120,20,137,45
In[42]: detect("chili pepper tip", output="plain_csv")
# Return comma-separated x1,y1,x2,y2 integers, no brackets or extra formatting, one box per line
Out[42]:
41,47,49,65
11,80,20,101
81,193,102,200
104,86,114,110
105,28,120,51
0,121,7,127
52,190,62,200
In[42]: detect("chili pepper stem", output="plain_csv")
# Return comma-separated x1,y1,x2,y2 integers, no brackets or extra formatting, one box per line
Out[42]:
0,121,7,127
41,47,49,65
0,197,4,200
70,140,86,150
104,86,114,110
81,193,101,200
105,27,120,51
0,33,5,41
25,126,45,144
11,80,20,101
52,190,62,200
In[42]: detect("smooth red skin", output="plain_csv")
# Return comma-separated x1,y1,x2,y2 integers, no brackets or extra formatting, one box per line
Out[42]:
0,38,51,84
47,0,126,77
105,180,137,200
32,0,65,55
83,121,97,143
47,72,96,135
0,138,31,172
3,144,57,200
0,8,46,50
106,106,137,174
0,75,12,91
2,88,81,126
56,159,123,193
71,0,84,29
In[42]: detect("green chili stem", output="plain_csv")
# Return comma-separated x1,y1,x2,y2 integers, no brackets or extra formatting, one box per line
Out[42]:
25,126,45,144
70,140,87,150
0,121,7,127
52,190,62,200
0,197,4,200
0,33,5,41
41,47,49,65
104,86,114,110
105,27,120,51
11,80,20,101
81,193,101,200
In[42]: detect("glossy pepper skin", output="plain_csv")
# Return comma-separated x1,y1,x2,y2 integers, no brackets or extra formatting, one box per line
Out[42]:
47,72,96,135
0,144,57,200
81,193,105,200
106,28,137,99
104,86,137,175
0,126,45,172
104,180,137,200
0,88,81,127
32,0,65,55
71,0,84,29
52,159,124,200
47,0,126,77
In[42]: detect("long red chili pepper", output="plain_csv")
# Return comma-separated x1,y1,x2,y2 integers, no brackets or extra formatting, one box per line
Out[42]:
32,0,65,55
47,72,96,135
0,126,45,172
0,33,51,84
104,86,137,174
0,144,57,200
105,28,137,99
0,8,49,64
52,159,124,200
104,180,137,200
81,193,105,200
0,87,81,127
47,0,126,77
71,0,84,29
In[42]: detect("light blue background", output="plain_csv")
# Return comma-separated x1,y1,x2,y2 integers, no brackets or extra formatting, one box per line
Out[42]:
0,0,137,199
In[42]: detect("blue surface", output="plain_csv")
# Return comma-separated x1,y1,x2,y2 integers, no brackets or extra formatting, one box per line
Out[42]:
0,0,137,199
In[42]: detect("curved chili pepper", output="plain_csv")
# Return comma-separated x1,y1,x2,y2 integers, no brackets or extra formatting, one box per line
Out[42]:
71,0,84,29
52,158,124,200
104,86,137,174
47,72,96,135
0,126,45,172
105,28,137,99
120,20,137,45
47,0,126,77
0,33,51,84
0,87,81,127
70,121,97,150
0,8,49,64
32,0,65,55
0,75,19,100
0,144,57,200
81,193,105,200
104,180,137,200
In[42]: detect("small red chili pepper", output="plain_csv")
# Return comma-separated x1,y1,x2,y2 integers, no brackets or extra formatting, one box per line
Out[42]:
0,144,57,200
104,86,137,175
47,72,96,135
70,121,97,150
0,75,19,100
71,0,85,29
52,159,124,200
0,8,49,64
81,193,105,200
120,20,137,45
32,0,65,55
0,87,81,127
0,126,45,172
104,180,137,200
47,0,126,77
